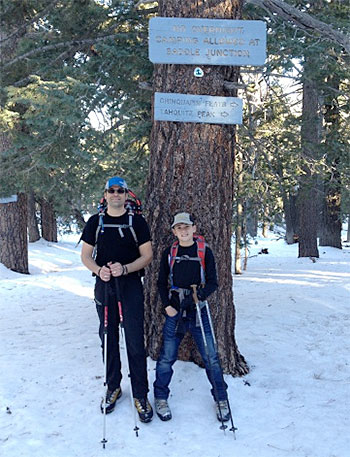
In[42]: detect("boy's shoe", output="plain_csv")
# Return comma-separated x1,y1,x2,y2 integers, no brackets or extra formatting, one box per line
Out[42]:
216,400,231,422
155,398,172,421
134,397,153,423
100,387,122,414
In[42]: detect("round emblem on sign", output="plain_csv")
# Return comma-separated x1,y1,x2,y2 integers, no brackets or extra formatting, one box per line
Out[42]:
194,67,204,78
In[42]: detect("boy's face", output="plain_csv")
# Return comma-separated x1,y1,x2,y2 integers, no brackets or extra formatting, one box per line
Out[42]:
172,223,196,245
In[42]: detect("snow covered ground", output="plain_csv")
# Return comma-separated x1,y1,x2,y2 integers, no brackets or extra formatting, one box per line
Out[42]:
0,232,349,457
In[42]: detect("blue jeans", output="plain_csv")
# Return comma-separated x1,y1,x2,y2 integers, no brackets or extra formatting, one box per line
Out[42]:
153,307,228,401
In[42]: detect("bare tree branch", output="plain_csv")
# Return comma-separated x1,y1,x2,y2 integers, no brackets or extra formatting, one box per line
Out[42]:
246,0,350,54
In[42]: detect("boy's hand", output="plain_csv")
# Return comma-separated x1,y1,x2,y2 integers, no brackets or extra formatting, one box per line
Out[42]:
165,306,178,317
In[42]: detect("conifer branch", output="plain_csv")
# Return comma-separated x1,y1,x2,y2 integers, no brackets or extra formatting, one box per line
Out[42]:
1,34,119,70
0,0,61,44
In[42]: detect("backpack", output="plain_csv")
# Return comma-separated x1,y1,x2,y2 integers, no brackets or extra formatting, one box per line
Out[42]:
92,189,142,259
168,235,206,289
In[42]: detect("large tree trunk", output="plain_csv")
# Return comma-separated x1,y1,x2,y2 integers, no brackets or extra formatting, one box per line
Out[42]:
0,193,29,274
0,29,29,272
144,0,248,376
27,190,40,243
40,199,57,242
298,54,320,258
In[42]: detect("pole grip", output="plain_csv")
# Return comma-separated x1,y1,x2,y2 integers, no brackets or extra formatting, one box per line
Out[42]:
114,277,124,323
191,284,199,304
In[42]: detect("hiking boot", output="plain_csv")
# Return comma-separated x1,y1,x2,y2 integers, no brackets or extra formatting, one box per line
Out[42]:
100,387,122,414
155,398,172,421
216,400,231,422
134,397,153,423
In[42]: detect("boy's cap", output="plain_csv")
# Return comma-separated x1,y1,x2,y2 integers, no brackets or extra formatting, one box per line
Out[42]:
171,212,193,228
105,176,128,190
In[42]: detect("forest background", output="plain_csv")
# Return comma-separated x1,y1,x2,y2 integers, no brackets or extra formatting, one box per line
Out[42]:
0,0,349,375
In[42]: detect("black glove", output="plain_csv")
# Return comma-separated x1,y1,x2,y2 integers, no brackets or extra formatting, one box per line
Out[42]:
196,288,206,302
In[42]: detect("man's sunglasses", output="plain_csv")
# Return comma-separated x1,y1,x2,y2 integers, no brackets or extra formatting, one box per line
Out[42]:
107,188,127,194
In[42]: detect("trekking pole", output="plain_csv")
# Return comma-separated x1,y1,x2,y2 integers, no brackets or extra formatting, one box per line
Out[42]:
203,299,237,438
114,276,140,437
191,285,237,438
101,280,109,449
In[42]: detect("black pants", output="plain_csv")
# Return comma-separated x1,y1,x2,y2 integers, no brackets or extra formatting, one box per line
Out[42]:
95,275,149,398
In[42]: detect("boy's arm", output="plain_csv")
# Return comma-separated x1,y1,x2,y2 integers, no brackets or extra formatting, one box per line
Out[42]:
157,248,172,309
198,247,218,300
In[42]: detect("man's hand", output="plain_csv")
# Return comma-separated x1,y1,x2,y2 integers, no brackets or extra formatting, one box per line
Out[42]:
99,265,111,282
107,261,124,277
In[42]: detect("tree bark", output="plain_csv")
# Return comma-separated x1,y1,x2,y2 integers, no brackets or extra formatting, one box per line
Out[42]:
27,190,40,243
144,0,248,376
298,55,320,258
0,193,29,274
40,199,57,242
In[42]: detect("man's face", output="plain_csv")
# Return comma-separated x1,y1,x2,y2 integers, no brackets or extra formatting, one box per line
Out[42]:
172,223,196,244
105,185,127,209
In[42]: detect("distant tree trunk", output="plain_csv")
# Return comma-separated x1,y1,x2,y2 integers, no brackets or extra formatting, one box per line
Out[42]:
347,215,350,242
319,74,342,249
262,206,269,237
283,192,299,244
0,193,29,273
144,0,248,376
27,190,40,242
40,199,57,242
246,199,258,238
72,208,86,232
298,55,320,258
319,185,342,248
235,147,243,274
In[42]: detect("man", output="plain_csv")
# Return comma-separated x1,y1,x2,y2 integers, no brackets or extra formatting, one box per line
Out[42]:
81,176,153,423
154,212,230,423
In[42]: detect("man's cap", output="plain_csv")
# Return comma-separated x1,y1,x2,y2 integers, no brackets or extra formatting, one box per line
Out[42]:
105,176,128,190
171,212,194,228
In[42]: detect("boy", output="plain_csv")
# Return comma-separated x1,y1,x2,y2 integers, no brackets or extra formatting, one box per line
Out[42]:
154,212,229,422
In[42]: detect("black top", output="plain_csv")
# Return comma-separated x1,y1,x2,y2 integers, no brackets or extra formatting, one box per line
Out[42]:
157,242,218,309
81,211,151,276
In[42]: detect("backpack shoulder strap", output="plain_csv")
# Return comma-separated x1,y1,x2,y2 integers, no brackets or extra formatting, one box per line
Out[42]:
194,235,206,285
168,240,179,289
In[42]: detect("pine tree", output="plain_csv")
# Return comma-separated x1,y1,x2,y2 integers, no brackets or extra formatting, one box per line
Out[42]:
143,0,248,375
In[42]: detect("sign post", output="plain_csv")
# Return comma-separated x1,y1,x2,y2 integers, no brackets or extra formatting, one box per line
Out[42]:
149,17,266,125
